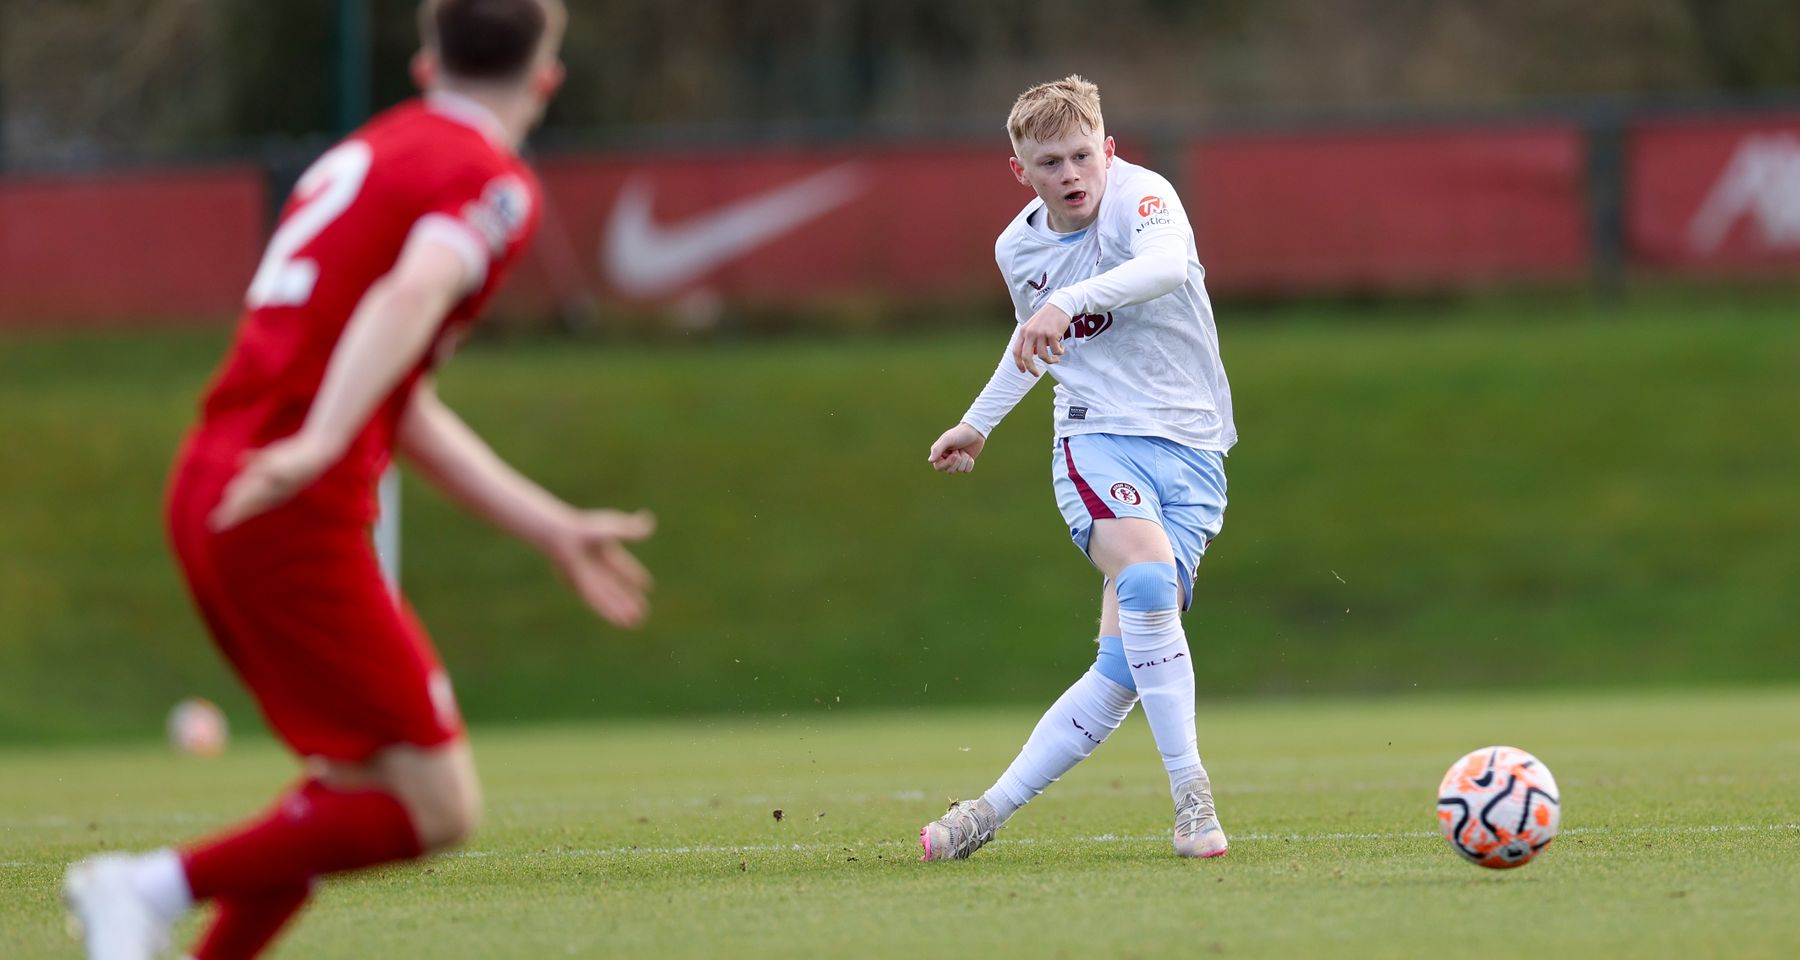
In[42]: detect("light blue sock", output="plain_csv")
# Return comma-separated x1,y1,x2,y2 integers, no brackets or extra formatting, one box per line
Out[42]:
1094,635,1136,692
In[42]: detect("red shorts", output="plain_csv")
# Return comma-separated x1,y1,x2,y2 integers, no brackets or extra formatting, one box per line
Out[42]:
166,440,463,762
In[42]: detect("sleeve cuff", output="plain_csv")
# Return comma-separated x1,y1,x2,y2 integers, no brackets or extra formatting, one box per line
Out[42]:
960,414,996,437
408,213,491,293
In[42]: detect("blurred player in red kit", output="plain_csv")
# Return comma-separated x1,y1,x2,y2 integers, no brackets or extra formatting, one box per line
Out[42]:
62,2,654,958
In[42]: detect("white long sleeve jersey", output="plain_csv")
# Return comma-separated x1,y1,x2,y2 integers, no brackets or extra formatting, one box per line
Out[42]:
962,156,1236,453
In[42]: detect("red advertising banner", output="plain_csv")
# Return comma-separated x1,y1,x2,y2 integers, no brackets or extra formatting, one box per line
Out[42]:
518,128,1594,314
0,168,266,325
1182,126,1590,293
507,145,1035,317
16,112,1800,326
1628,115,1800,272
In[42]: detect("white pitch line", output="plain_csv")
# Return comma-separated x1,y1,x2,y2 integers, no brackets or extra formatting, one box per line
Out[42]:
5,823,1793,871
438,822,1800,860
0,811,223,829
10,769,1793,829
491,770,1800,814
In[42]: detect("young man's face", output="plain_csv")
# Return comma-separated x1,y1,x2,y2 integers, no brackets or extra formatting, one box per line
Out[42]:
1010,128,1115,233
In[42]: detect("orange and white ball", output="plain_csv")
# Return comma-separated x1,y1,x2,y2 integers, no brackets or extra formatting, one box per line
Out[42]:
167,697,229,756
1436,745,1560,869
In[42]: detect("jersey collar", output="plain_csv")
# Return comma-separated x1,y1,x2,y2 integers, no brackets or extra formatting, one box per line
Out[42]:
425,91,513,151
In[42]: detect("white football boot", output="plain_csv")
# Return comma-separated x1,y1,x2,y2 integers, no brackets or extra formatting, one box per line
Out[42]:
919,797,999,861
1172,773,1229,858
64,854,172,960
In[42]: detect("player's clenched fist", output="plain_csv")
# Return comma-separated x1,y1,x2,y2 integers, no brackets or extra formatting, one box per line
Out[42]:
1013,303,1072,375
546,508,656,629
928,422,987,474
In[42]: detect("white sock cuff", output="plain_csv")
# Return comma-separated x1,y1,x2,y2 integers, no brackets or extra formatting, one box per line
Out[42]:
988,777,1031,815
1168,763,1207,794
1117,608,1183,650
131,848,194,921
1077,667,1138,714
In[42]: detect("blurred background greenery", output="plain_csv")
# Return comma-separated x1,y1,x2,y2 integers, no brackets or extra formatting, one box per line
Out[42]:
1,1,1796,743
3,290,1795,741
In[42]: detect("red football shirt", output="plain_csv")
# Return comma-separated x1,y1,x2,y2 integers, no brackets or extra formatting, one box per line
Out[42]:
189,92,542,524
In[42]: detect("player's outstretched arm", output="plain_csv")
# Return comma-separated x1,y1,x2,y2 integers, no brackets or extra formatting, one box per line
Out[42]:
929,326,1041,473
399,384,655,629
209,236,471,531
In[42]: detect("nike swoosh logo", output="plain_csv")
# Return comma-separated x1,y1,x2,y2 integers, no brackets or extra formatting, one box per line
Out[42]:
602,165,865,298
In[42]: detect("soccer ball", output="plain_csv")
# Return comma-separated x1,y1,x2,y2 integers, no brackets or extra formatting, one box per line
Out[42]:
1436,745,1560,869
167,697,229,756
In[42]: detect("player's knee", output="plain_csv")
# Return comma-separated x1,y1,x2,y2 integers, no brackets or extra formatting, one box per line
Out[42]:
1114,561,1179,612
410,785,482,850
377,751,483,850
441,789,483,847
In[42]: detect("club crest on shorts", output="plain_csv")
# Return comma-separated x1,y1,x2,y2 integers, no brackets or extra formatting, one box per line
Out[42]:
1109,482,1142,505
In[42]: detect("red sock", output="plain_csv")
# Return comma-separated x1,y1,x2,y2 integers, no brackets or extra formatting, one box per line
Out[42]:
181,778,423,901
191,885,311,960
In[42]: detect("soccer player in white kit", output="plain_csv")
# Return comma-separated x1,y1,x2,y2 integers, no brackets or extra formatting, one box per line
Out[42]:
920,75,1236,861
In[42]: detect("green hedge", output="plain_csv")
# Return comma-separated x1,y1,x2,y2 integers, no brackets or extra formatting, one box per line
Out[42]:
3,292,1795,741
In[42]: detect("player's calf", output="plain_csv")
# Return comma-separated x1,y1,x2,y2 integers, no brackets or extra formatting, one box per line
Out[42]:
1115,562,1203,786
922,655,1136,862
983,660,1136,823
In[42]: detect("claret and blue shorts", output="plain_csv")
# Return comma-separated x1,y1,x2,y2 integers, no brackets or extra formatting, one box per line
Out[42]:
1051,433,1227,610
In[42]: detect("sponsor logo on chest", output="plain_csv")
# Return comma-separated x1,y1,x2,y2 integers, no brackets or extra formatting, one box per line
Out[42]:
1063,311,1114,341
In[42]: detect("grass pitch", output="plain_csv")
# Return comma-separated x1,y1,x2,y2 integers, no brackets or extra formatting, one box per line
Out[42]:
3,686,1796,958
4,292,1798,740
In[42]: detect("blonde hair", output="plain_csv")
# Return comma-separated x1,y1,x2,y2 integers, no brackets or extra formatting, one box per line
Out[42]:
1007,75,1104,149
